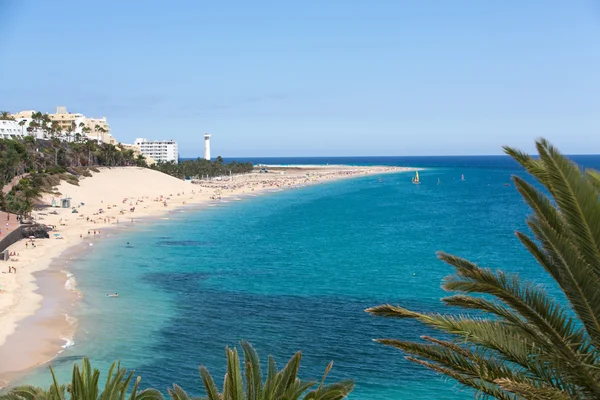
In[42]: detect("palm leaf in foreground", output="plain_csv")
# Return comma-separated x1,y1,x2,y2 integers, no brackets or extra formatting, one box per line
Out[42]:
168,341,353,400
0,358,162,400
367,139,600,399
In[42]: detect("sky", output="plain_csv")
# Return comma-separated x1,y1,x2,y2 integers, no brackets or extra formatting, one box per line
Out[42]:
0,0,599,157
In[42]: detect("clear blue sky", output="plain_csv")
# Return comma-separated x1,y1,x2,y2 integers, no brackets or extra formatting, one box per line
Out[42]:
1,0,599,157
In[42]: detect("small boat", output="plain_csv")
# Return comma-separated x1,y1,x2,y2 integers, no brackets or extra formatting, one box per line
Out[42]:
461,174,465,181
412,171,421,185
437,178,441,185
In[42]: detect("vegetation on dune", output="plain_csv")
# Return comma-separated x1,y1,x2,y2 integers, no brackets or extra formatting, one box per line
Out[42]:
0,136,143,216
0,342,353,400
150,156,253,180
367,139,600,399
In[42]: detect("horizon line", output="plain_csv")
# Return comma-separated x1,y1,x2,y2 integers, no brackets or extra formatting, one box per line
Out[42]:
178,153,600,159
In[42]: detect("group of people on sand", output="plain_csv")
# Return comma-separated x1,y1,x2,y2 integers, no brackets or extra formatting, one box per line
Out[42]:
6,265,16,273
189,169,389,194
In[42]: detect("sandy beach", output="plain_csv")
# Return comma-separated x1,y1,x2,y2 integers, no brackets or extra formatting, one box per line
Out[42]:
0,165,412,388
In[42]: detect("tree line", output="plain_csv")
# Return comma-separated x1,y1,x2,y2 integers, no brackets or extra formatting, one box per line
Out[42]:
150,156,254,179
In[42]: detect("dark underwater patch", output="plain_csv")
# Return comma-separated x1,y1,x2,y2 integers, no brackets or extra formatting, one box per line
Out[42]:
156,240,213,247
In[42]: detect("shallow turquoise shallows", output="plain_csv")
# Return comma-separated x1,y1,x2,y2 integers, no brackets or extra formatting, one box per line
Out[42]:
14,156,600,399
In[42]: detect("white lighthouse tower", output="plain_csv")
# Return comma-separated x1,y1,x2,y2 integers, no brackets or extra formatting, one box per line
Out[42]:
204,133,211,160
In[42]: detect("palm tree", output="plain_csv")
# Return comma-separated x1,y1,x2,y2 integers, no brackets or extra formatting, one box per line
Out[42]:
367,139,600,399
28,112,43,138
41,114,51,138
18,119,26,135
99,127,108,143
65,121,76,143
84,138,97,165
168,341,353,400
94,124,102,142
135,154,147,167
0,358,162,400
0,111,15,120
50,121,61,139
82,126,91,141
50,137,61,166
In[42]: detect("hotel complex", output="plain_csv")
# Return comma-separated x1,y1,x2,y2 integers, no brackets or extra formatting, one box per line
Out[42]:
134,138,179,163
9,107,117,144
2,106,183,165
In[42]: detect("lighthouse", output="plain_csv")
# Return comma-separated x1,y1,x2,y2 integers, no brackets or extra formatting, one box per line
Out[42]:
204,133,211,160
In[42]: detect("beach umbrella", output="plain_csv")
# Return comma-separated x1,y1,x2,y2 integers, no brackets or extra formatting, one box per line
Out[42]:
54,233,61,237
29,236,35,239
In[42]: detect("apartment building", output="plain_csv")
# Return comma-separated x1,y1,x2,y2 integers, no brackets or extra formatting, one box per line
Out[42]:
134,138,178,163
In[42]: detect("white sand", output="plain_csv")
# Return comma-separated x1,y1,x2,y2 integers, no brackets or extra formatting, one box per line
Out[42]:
0,165,412,386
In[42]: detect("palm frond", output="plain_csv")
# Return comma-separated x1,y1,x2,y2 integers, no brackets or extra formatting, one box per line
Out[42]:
198,367,220,400
585,169,600,193
168,384,192,400
369,139,600,399
240,341,261,400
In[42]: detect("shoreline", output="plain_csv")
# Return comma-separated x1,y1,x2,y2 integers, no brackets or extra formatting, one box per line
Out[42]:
0,165,414,389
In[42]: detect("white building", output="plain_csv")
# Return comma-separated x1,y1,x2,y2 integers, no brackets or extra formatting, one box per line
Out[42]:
0,119,26,139
134,138,179,163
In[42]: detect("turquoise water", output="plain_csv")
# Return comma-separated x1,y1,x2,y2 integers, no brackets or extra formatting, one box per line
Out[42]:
14,157,600,398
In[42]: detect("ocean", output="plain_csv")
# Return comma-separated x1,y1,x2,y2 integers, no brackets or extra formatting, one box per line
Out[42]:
12,155,600,399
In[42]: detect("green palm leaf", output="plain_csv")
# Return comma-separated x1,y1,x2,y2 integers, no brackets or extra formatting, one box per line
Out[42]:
172,342,352,400
368,139,600,399
198,367,220,400
240,341,262,400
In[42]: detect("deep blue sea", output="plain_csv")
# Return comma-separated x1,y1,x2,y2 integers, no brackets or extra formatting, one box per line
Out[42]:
14,155,600,399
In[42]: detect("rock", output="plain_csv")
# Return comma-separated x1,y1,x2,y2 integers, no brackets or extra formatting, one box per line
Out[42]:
21,224,50,239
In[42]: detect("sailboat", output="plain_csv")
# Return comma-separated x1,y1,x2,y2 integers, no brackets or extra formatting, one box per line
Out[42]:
461,174,465,181
412,171,421,185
